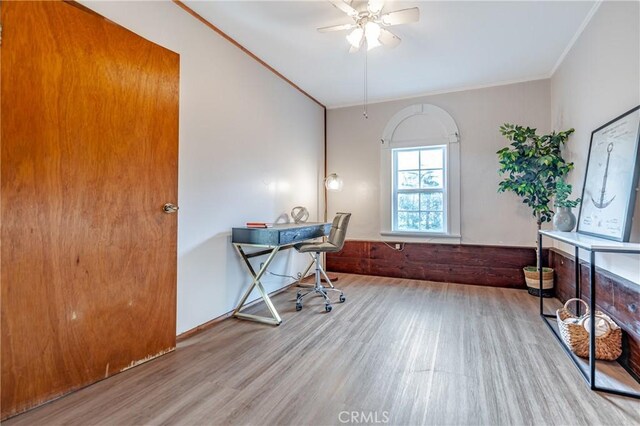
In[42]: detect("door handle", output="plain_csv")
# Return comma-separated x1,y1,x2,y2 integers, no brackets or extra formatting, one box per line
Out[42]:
163,203,179,214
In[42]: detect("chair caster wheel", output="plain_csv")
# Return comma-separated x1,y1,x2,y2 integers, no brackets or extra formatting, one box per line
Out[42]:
296,291,301,298
296,303,302,311
325,304,332,312
339,294,346,303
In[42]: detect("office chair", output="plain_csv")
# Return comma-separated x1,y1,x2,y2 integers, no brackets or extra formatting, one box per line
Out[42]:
294,212,351,312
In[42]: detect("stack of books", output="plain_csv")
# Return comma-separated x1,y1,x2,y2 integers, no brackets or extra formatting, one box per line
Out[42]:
246,222,272,228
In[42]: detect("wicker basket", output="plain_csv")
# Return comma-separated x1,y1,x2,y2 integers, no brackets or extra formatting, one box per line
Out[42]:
523,267,554,297
556,298,622,361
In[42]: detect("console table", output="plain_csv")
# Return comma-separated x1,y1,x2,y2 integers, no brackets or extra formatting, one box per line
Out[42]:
538,230,640,399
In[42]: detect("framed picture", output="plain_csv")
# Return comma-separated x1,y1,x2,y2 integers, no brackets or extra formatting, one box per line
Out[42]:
577,105,640,241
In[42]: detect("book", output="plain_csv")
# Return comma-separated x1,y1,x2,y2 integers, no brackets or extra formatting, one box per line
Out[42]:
246,222,272,228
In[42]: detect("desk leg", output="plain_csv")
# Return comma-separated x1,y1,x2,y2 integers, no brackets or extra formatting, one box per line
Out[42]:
233,244,283,326
589,250,596,389
575,246,581,316
538,232,544,316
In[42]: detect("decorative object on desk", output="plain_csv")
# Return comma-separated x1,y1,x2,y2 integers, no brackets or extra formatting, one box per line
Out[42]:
246,222,272,228
577,106,640,242
274,213,291,224
291,206,309,224
325,173,344,191
497,123,575,296
523,266,554,297
553,179,581,232
553,208,576,232
556,298,622,361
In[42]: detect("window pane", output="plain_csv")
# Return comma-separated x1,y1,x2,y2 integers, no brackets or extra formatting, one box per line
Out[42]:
420,148,443,169
420,192,443,211
421,212,444,232
397,212,420,231
398,193,419,211
396,150,419,170
420,170,443,188
392,145,448,234
397,171,419,189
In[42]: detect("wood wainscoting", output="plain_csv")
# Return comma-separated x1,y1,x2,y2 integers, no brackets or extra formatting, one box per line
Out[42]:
548,249,640,379
326,240,548,288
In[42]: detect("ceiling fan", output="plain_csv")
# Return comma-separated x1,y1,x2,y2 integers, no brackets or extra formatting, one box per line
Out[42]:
318,0,420,52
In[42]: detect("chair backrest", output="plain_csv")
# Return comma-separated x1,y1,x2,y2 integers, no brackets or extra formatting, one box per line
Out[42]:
327,212,351,250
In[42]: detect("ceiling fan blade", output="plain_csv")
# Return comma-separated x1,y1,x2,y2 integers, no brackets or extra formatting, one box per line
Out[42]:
317,23,357,33
367,0,385,14
379,7,420,26
328,0,359,18
378,27,401,48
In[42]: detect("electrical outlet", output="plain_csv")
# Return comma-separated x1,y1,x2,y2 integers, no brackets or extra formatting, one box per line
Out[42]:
395,243,401,250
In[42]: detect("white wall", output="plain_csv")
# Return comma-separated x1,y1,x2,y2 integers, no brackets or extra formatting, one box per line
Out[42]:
550,1,640,284
81,1,325,333
327,79,551,247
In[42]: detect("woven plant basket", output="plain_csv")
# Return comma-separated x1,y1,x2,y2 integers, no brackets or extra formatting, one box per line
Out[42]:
523,267,554,297
556,298,622,361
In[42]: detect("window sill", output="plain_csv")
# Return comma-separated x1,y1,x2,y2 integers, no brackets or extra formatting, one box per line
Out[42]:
380,231,462,244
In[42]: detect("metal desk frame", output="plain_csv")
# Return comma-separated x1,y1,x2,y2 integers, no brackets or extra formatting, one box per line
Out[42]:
538,230,640,399
232,224,330,326
232,243,287,326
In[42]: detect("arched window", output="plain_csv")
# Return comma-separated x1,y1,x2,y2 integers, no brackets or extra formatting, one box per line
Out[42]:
380,104,461,241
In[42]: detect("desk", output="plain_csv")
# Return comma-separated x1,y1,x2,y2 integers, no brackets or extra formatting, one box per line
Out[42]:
538,230,640,399
231,222,331,325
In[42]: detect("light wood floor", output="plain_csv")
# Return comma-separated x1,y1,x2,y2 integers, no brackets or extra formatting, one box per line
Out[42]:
5,273,640,425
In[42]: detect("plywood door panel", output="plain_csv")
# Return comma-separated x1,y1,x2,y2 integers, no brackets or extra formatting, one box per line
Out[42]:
1,1,179,419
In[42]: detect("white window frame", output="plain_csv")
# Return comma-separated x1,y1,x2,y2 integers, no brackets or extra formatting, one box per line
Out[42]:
380,104,461,243
392,145,448,233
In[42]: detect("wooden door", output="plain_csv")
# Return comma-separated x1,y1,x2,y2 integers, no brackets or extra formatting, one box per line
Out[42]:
1,1,179,419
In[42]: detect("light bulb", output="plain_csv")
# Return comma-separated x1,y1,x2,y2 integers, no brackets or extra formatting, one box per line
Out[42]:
364,22,381,50
325,173,344,192
367,36,381,50
346,28,363,48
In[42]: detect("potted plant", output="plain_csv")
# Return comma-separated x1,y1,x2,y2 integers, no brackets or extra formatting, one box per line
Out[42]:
553,179,581,232
497,124,575,297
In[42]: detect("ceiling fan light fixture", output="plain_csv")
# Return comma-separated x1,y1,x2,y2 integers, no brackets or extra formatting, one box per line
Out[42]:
366,37,381,50
364,21,381,50
367,0,385,14
346,27,364,48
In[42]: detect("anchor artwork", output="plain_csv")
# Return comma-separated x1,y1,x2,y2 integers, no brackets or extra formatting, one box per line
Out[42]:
577,106,640,241
590,142,616,209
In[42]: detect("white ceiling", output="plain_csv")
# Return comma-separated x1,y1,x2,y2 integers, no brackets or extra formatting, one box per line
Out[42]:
184,1,597,108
